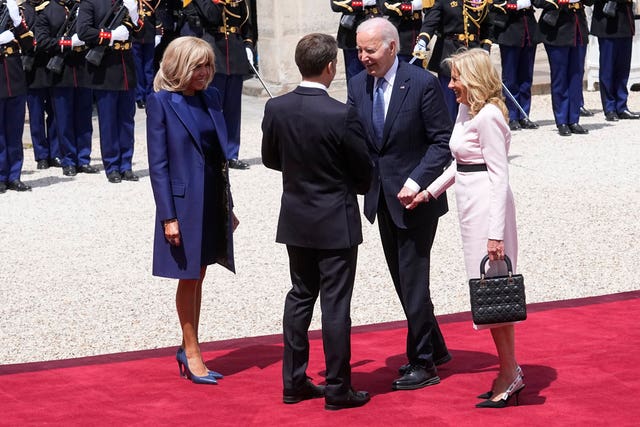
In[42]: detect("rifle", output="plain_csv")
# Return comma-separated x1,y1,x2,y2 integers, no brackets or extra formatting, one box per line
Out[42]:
46,0,80,74
85,0,126,66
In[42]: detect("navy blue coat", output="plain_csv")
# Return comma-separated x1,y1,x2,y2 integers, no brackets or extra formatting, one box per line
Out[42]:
147,87,235,279
347,60,453,229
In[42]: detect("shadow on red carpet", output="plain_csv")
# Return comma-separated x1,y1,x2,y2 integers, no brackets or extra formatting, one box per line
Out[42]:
1,291,638,426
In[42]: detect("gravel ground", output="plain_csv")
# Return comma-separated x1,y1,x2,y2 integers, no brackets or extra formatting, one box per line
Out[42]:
1,88,638,365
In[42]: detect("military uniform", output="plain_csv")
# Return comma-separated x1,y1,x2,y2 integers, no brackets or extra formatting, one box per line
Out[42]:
331,0,382,81
590,0,639,121
418,0,493,120
182,0,254,167
133,0,164,109
35,0,98,175
76,0,143,182
0,4,35,192
490,0,541,129
23,0,60,169
380,0,424,62
533,0,593,135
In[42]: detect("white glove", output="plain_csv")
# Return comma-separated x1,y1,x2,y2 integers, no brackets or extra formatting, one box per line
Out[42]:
245,47,254,66
568,0,580,3
110,25,130,42
363,0,377,6
0,30,14,45
123,0,139,24
71,33,85,47
154,34,162,47
411,0,423,10
6,0,22,28
413,39,427,54
516,0,531,9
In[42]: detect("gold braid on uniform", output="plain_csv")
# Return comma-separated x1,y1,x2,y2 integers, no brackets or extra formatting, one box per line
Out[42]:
462,0,489,47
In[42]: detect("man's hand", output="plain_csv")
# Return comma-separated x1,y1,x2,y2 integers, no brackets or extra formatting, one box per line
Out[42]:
6,0,22,28
516,0,531,9
0,30,14,45
154,34,162,47
123,0,139,24
405,190,430,210
245,46,254,66
71,34,85,47
110,25,130,42
397,186,418,208
412,39,428,59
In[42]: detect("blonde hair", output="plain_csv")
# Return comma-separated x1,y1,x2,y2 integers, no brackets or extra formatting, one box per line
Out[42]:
444,49,508,121
153,37,216,92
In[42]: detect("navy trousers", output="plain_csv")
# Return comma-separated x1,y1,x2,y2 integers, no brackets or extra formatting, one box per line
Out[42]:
212,74,243,160
51,87,94,168
598,37,633,114
0,95,27,182
343,48,365,83
27,88,59,162
545,44,587,126
94,89,135,175
500,45,537,121
133,42,155,103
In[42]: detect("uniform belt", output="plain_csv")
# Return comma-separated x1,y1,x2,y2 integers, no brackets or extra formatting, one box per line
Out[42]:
364,7,379,15
448,33,476,42
1,45,18,56
457,163,487,172
216,26,240,34
72,46,88,52
112,41,132,50
567,3,582,10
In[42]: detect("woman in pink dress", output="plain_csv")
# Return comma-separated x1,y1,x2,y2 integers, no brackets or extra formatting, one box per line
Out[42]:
407,48,524,408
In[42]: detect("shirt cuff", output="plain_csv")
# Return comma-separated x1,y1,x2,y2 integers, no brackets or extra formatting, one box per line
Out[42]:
404,178,421,192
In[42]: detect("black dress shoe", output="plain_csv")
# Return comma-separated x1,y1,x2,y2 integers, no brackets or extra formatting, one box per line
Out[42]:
0,181,6,193
62,166,77,176
228,159,250,170
78,164,100,174
392,364,440,390
325,389,370,410
283,379,325,404
399,352,452,374
121,170,139,181
36,159,50,169
519,118,539,129
569,123,589,134
508,120,521,131
49,157,62,167
618,109,640,120
605,111,619,122
136,100,146,109
7,179,32,192
579,106,594,117
107,171,122,183
557,124,571,136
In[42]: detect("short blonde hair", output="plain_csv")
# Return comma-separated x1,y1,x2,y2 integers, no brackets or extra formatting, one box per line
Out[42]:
444,49,508,120
153,37,215,92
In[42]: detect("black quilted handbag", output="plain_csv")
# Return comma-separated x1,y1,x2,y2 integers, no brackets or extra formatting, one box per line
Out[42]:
468,255,527,325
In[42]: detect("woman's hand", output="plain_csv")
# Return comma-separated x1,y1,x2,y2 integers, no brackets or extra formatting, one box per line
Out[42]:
232,212,239,232
487,239,504,261
164,219,181,246
405,190,430,210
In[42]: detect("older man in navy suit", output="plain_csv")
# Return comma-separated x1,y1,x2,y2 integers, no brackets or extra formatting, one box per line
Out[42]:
262,33,372,410
348,17,453,391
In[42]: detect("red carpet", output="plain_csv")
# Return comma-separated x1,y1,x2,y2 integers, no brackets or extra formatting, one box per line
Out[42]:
2,291,638,426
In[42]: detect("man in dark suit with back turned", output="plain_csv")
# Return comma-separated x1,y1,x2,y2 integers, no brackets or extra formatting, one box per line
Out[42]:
348,17,452,391
262,33,373,410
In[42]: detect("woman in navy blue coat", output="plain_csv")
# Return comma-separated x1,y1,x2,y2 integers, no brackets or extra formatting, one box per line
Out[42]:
147,36,237,385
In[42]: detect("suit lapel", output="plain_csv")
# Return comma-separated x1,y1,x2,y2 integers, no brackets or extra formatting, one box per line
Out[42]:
168,92,204,156
382,62,410,150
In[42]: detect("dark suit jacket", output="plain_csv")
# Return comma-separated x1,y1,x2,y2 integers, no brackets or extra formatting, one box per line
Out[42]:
147,87,235,279
261,86,372,249
347,60,453,229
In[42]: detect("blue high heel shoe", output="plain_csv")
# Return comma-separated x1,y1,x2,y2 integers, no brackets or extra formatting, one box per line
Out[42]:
176,348,224,380
175,348,218,385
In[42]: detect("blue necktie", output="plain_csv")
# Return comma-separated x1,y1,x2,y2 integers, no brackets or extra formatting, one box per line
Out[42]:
372,77,386,145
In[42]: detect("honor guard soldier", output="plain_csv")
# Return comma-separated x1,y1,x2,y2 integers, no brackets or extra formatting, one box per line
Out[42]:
533,0,593,136
133,0,164,109
35,0,99,176
489,0,541,130
590,0,640,121
381,1,425,63
414,0,493,121
0,0,35,193
77,0,144,183
181,0,255,170
23,0,61,170
330,0,382,81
